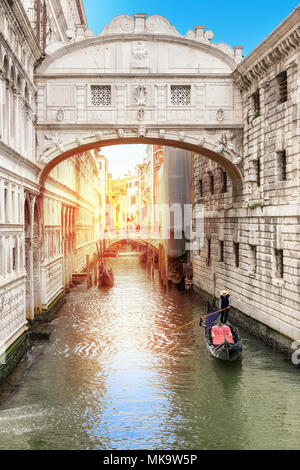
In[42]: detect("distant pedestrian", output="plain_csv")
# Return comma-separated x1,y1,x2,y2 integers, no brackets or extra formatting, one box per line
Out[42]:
219,290,231,324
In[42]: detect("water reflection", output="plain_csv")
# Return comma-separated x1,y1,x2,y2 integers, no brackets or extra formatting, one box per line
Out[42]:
0,257,299,450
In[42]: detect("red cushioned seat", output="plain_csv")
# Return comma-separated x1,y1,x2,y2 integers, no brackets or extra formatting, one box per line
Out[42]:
211,326,234,346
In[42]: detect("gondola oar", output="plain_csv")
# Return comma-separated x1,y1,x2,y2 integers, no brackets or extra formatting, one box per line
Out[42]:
172,307,230,333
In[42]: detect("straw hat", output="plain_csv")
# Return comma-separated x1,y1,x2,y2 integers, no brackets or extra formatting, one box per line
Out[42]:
221,290,229,296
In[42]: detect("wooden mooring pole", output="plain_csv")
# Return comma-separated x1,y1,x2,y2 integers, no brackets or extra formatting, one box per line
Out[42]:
93,253,97,286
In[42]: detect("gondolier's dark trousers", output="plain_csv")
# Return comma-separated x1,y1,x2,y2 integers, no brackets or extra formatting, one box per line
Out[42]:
221,308,230,324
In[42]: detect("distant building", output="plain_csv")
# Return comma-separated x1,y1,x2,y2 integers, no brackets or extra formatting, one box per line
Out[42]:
109,173,140,235
136,154,153,235
94,150,109,234
147,145,192,280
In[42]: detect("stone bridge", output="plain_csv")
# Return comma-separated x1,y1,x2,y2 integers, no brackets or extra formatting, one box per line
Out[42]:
106,233,160,251
34,13,244,193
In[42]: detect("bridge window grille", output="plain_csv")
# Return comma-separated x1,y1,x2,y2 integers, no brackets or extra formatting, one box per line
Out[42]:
275,249,284,278
91,86,112,106
170,85,191,106
234,242,240,268
277,71,288,103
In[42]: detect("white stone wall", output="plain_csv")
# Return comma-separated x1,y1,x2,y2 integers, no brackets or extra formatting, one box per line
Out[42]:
0,0,40,353
0,2,100,357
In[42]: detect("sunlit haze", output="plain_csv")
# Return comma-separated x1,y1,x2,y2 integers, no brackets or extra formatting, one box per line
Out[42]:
101,145,148,178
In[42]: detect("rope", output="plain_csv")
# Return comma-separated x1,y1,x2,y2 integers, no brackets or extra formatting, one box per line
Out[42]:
172,306,230,333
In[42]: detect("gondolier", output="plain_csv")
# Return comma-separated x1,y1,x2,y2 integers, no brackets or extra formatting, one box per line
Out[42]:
219,290,231,324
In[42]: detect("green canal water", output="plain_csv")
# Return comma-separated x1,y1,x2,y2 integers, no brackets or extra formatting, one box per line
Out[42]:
0,257,299,450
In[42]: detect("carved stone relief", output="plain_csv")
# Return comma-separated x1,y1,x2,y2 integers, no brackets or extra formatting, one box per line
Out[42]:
131,42,149,68
216,133,242,165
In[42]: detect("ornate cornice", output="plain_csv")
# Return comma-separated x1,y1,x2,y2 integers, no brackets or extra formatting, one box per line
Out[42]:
234,5,300,91
37,14,243,73
0,141,40,176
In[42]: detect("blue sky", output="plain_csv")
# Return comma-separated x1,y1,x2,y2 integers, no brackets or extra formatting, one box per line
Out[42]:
83,0,299,56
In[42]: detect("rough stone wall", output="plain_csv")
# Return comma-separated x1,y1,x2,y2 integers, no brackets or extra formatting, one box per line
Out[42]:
193,11,300,343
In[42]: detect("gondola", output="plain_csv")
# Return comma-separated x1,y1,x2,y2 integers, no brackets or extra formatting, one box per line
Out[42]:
99,271,114,288
202,303,243,362
168,272,184,286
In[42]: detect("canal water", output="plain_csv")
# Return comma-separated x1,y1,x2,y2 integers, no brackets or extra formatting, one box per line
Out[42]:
0,257,299,450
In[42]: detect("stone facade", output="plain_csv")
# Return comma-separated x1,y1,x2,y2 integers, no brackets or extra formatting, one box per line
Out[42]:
21,0,87,52
0,0,100,362
193,6,300,344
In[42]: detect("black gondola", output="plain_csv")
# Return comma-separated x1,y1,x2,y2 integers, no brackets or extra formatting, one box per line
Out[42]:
202,303,243,362
99,271,114,288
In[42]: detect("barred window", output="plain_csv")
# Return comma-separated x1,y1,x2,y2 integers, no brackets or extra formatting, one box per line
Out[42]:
219,240,224,262
171,85,191,106
252,89,260,115
210,174,214,195
277,71,288,104
221,169,228,193
275,249,284,278
277,151,287,181
199,179,203,198
91,85,111,106
254,158,261,187
234,242,240,268
250,245,257,272
207,238,211,267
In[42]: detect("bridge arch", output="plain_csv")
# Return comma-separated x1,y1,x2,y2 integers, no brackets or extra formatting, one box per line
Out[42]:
38,133,243,193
